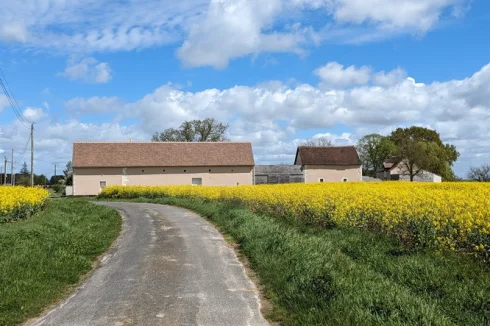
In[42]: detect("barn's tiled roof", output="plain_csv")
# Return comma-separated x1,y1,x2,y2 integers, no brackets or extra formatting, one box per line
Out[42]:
72,142,255,168
294,146,361,166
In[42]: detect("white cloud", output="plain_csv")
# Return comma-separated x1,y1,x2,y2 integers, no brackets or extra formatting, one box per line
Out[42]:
0,20,29,42
177,0,316,68
0,94,9,112
0,0,208,52
329,0,465,32
373,67,407,86
65,96,122,114
59,57,112,84
314,62,408,88
0,0,469,68
314,62,372,87
22,107,46,122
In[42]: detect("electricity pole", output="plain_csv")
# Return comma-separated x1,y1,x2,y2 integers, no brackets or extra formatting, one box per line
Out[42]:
11,149,14,186
54,163,57,178
30,123,34,187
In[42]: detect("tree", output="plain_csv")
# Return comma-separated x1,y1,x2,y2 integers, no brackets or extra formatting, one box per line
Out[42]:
20,162,29,175
152,118,229,142
49,175,64,185
356,134,396,176
467,164,490,182
301,136,333,147
394,139,442,181
34,174,48,186
64,161,73,186
389,127,459,181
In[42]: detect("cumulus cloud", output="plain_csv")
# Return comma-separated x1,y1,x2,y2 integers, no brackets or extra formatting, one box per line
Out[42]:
22,107,46,122
2,60,490,177
314,62,408,88
177,0,316,68
177,0,468,68
373,67,407,87
315,62,372,87
59,57,112,84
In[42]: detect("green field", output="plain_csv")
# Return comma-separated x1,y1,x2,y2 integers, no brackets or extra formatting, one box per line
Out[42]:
123,197,489,326
0,199,121,325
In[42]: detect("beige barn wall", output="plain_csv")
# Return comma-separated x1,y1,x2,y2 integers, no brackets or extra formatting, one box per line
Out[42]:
304,165,362,183
73,166,253,196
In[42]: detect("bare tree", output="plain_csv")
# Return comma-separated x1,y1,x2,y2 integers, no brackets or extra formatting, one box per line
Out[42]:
152,118,229,142
467,164,490,182
302,136,333,147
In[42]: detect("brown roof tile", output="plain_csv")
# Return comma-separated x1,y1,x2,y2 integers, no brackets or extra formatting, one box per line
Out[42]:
294,146,361,166
72,142,255,168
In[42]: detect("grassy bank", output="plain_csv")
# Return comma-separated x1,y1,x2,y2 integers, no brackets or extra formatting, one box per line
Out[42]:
0,199,121,326
124,197,489,326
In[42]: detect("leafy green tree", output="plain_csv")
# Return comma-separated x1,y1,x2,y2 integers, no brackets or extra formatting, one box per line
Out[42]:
49,175,64,185
64,161,73,186
389,127,459,181
34,174,48,186
152,118,229,142
356,134,396,176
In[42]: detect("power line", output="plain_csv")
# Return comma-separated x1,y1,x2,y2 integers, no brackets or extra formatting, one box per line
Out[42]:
0,68,30,128
14,134,31,164
0,68,24,118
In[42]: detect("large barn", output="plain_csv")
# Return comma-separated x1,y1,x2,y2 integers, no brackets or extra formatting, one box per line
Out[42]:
72,142,255,195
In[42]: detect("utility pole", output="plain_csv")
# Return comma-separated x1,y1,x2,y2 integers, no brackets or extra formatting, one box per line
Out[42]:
30,123,34,187
11,149,14,186
3,156,7,185
54,163,57,178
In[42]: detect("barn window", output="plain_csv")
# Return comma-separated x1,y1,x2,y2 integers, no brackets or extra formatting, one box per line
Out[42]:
142,169,144,173
192,178,202,186
231,169,234,172
184,169,187,172
163,169,166,172
100,181,107,189
209,169,211,172
320,179,324,183
343,178,348,182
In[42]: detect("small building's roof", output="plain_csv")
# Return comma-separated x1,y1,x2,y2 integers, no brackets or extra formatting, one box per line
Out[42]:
294,146,361,166
72,142,255,168
381,157,402,171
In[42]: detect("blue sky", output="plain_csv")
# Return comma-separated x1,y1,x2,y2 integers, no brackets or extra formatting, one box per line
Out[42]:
1,0,489,177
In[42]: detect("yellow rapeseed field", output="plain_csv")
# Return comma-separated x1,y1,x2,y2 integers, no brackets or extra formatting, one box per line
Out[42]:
100,182,490,258
0,186,49,223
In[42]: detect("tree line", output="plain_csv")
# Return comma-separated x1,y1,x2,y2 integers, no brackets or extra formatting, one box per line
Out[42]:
151,118,488,182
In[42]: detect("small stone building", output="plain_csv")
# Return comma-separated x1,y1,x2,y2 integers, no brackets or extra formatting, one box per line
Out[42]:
377,158,442,182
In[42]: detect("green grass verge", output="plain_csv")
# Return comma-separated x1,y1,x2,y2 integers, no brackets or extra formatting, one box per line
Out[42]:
0,199,121,326
121,197,489,326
